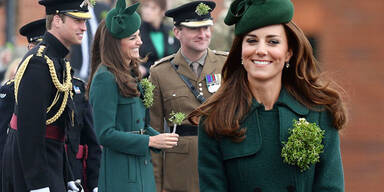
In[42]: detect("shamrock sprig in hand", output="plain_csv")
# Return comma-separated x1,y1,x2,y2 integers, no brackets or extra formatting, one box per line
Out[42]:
169,111,186,134
140,78,155,108
281,118,325,172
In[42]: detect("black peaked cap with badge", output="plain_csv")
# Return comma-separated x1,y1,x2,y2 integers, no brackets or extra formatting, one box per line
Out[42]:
38,0,92,19
19,19,46,43
165,1,216,28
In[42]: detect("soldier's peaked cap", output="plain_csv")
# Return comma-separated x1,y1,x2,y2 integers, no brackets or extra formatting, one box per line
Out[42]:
19,19,46,43
165,1,216,28
39,0,92,19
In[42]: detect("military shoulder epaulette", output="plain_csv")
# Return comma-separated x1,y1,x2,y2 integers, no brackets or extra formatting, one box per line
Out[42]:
35,45,47,57
152,54,176,68
212,50,229,56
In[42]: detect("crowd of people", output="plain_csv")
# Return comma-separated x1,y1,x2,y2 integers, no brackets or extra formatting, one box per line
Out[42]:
0,0,347,192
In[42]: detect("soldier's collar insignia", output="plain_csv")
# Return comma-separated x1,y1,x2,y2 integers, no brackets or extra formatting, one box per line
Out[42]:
205,74,221,93
0,93,6,99
195,3,211,16
73,85,81,94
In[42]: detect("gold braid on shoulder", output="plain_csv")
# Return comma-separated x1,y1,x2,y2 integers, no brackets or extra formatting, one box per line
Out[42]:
14,45,72,125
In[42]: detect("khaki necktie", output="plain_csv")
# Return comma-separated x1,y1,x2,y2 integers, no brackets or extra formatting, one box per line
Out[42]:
192,62,200,77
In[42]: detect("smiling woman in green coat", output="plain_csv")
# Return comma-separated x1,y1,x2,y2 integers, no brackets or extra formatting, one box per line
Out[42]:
189,0,348,191
88,1,179,192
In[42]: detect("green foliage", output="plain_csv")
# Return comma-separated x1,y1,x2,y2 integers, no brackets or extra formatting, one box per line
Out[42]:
89,0,96,6
169,111,186,125
81,0,96,7
195,3,211,16
281,118,325,172
140,78,155,108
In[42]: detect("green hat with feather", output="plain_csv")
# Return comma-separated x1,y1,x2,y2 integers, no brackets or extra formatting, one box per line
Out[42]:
224,0,294,35
105,0,141,39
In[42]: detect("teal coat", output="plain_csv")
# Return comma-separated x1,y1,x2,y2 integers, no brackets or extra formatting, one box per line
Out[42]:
198,89,344,192
89,65,159,192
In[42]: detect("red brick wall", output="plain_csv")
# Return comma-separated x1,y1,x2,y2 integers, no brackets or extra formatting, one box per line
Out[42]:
320,0,384,191
294,0,384,190
0,6,4,45
0,0,44,46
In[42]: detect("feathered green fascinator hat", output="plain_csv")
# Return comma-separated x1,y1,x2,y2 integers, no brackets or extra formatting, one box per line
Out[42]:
105,0,141,39
224,0,294,35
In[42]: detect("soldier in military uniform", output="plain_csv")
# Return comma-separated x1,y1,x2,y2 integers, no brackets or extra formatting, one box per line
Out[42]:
0,18,46,192
67,77,101,192
149,1,227,192
1,0,92,191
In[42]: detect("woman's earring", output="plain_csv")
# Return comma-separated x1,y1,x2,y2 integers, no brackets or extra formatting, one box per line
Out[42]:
285,62,290,68
241,59,244,65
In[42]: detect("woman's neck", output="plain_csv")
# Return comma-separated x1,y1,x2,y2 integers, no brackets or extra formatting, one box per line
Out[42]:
248,77,282,110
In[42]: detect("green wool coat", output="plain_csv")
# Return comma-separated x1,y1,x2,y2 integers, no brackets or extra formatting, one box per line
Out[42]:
198,89,344,192
89,65,160,192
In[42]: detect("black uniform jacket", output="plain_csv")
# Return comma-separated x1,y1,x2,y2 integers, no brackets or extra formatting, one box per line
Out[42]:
4,32,74,190
0,80,14,158
66,77,101,190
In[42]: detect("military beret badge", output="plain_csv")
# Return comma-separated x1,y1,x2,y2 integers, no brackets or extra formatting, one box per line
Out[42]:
195,3,211,16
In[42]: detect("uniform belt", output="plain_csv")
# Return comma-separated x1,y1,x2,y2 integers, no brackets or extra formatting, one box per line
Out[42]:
127,129,146,135
170,124,198,136
10,114,65,142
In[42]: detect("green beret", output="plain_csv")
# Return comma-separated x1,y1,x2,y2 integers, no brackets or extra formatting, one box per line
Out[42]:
224,0,294,35
105,0,141,39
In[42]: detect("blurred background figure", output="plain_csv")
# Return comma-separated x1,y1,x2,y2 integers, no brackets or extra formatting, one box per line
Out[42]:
0,17,45,190
0,46,12,82
138,0,180,78
70,0,111,82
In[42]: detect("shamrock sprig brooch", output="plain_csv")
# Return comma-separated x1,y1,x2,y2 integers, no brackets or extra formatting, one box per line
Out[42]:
140,78,155,108
80,0,96,8
281,118,325,172
195,3,211,16
169,111,186,134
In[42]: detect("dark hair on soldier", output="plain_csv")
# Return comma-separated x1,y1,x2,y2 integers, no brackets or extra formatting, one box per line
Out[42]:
189,21,348,142
46,14,66,30
87,20,143,98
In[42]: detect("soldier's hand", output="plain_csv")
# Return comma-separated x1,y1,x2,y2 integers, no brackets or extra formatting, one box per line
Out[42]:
149,133,179,149
67,180,84,192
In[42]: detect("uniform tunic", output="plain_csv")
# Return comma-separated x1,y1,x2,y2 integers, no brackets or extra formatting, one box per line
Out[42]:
198,88,344,192
0,80,14,158
89,65,160,192
0,80,14,191
149,49,227,192
2,32,74,192
66,77,101,191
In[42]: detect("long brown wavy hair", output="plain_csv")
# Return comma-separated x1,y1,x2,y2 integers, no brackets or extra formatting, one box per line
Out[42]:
87,20,143,98
189,21,348,141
